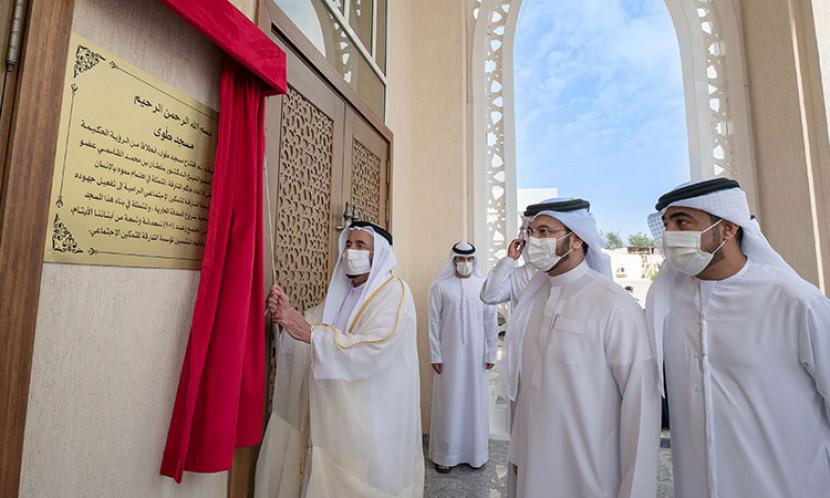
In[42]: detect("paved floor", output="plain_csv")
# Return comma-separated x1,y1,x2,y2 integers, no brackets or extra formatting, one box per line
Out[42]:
426,348,675,497
657,434,673,498
424,436,674,498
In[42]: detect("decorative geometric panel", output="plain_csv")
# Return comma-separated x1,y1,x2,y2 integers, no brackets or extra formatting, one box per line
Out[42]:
332,12,355,84
350,139,382,225
472,0,483,20
268,85,336,405
694,0,736,178
275,85,334,312
476,0,514,269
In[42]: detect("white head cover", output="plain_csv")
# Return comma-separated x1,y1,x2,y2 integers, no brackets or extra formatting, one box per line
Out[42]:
321,223,397,328
501,198,611,401
647,179,796,274
646,178,796,396
519,214,530,234
518,215,531,263
529,198,613,279
429,241,482,289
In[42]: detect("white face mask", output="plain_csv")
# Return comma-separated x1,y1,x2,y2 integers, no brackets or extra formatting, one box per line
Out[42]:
527,233,572,271
455,261,474,277
662,219,725,276
342,249,372,277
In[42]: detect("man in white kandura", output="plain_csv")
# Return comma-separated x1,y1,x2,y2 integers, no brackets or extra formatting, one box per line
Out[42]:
479,216,536,498
255,221,423,498
646,178,830,498
428,242,499,473
506,198,660,498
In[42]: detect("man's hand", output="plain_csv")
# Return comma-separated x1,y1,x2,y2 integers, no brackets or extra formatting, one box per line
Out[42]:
267,284,290,316
485,362,495,370
274,304,312,343
431,363,443,375
507,239,524,260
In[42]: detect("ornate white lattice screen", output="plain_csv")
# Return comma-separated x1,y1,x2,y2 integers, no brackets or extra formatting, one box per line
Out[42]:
665,0,756,193
469,0,757,269
471,0,521,271
693,0,736,178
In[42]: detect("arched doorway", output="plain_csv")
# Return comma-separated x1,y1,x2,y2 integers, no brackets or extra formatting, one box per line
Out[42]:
466,3,759,495
469,0,758,271
513,0,690,264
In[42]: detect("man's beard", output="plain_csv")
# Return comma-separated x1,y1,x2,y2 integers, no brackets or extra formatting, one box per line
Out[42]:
546,238,572,272
705,229,725,267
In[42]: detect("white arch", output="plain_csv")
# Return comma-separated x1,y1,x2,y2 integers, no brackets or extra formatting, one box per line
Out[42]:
470,0,523,269
469,0,759,270
665,0,758,208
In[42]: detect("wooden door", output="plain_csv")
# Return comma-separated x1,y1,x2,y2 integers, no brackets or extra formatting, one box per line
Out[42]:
265,40,346,315
230,5,395,497
343,107,390,227
231,38,349,498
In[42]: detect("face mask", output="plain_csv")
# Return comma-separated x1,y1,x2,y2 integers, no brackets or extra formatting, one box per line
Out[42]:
527,233,572,271
456,261,473,277
662,219,725,276
343,249,372,276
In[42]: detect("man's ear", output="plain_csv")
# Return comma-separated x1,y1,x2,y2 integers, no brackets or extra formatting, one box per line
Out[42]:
721,220,740,241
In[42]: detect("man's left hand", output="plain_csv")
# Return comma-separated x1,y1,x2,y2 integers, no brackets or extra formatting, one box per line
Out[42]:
274,305,312,343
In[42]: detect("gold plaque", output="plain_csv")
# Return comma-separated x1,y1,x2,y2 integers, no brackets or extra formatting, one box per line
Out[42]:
44,33,218,269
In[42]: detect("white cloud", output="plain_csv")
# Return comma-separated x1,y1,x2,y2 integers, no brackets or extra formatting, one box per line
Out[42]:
513,0,690,237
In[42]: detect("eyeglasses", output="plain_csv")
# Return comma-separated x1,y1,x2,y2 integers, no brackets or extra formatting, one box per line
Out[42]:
524,227,570,239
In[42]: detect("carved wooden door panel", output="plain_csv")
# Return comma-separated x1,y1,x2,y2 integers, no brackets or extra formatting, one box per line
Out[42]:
234,9,393,498
264,60,391,318
265,47,345,316
263,64,391,401
236,45,347,493
262,46,347,428
343,107,390,227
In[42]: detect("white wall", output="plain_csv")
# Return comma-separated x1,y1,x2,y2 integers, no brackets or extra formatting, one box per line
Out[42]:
229,0,257,19
385,0,471,432
813,0,830,138
19,1,228,496
739,0,830,290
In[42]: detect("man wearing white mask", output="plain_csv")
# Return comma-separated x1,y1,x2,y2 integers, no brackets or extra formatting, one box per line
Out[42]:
255,221,423,498
506,198,660,498
647,178,830,498
428,242,499,473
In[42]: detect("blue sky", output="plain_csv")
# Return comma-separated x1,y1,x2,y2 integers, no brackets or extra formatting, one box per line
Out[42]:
514,0,690,240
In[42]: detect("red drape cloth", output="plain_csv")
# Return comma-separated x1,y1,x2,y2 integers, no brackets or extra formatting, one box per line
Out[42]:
157,0,285,483
159,0,287,96
160,58,266,482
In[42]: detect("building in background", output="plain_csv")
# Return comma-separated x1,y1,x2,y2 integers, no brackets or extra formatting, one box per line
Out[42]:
604,247,664,305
